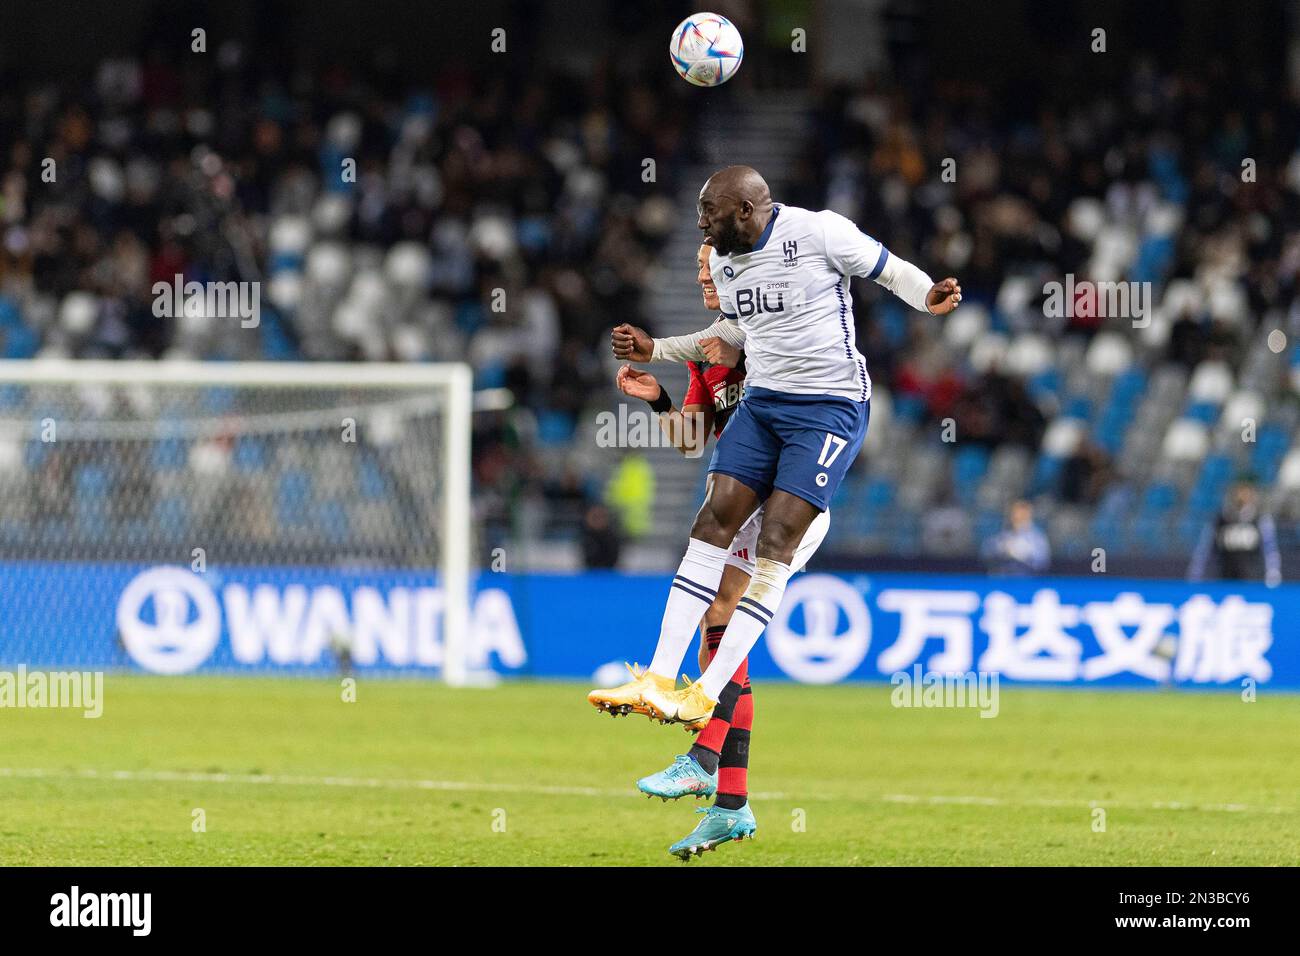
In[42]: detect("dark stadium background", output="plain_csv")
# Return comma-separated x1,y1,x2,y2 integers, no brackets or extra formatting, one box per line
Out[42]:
0,0,1294,579
2,0,1300,876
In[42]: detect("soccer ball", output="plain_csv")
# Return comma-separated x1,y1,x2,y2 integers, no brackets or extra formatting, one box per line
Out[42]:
669,13,744,87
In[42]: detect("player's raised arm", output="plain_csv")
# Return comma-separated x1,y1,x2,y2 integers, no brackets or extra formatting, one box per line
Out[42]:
653,316,746,363
610,317,746,365
615,365,714,458
819,209,962,315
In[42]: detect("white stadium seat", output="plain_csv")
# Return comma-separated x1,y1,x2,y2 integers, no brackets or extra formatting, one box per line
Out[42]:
1217,389,1266,438
1144,201,1184,237
968,332,1009,373
305,242,352,286
1067,197,1106,243
1084,331,1133,376
1207,278,1248,326
1162,418,1209,461
325,112,362,151
1005,333,1055,377
267,272,303,311
1160,278,1203,318
384,242,433,289
942,302,988,351
312,193,352,236
59,292,98,335
995,276,1039,319
269,215,312,256
1042,417,1086,458
1277,448,1300,491
1187,360,1234,404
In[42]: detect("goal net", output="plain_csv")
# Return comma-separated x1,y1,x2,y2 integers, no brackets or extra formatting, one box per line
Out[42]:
0,360,474,684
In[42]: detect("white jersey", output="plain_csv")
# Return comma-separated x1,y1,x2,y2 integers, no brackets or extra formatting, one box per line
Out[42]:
708,203,924,403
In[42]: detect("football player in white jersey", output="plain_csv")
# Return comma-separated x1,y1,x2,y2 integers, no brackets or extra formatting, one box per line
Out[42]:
594,165,961,747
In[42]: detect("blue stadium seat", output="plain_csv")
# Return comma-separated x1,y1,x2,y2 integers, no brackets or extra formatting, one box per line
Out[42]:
154,496,188,530
316,501,350,543
152,438,188,472
953,445,989,505
1131,235,1175,285
1189,453,1232,511
75,465,111,538
1028,368,1060,402
974,508,1003,544
1063,395,1093,422
455,301,485,335
232,437,268,472
1252,423,1289,484
865,476,896,508
0,385,26,410
0,296,20,329
358,457,389,499
892,394,926,424
268,251,304,273
1175,509,1206,550
2,325,39,359
517,216,552,254
1132,513,1172,554
277,470,312,527
1140,481,1178,515
1028,454,1064,495
1185,401,1219,425
537,410,576,445
201,387,237,414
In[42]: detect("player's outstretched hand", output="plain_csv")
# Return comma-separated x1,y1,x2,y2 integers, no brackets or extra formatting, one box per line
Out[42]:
926,277,962,316
699,336,740,369
612,323,654,362
616,365,661,401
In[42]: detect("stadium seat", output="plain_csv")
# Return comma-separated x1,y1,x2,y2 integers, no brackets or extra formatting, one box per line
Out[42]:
1161,419,1209,461
1276,447,1300,492
59,292,98,336
1188,360,1234,404
277,470,313,527
1041,418,1086,458
1084,331,1133,377
1005,333,1054,378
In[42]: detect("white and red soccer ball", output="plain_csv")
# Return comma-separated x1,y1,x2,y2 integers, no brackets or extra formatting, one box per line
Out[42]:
669,12,744,87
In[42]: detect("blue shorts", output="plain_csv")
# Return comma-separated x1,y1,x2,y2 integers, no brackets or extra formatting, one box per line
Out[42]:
708,386,870,511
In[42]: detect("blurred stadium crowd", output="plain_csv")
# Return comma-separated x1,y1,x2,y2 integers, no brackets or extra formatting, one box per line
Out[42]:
798,56,1300,571
0,26,1298,575
0,41,695,561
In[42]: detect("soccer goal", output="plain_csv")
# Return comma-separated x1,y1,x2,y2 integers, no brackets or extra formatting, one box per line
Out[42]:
0,360,475,685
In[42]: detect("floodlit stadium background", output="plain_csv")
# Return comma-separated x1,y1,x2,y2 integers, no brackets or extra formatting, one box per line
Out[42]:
0,0,1296,690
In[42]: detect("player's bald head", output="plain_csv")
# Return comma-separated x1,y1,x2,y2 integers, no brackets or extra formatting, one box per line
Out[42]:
696,165,773,255
700,165,770,209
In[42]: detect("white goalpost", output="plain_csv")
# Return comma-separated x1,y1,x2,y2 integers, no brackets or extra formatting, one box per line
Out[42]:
0,360,475,686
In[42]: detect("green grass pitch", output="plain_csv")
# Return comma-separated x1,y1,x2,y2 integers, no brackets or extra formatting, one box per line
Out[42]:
1,676,1296,866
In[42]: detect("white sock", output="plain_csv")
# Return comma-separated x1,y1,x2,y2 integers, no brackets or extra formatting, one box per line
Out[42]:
698,557,793,700
648,538,729,678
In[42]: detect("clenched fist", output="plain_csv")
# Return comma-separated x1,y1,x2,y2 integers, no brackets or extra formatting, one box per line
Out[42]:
611,323,654,362
926,277,963,316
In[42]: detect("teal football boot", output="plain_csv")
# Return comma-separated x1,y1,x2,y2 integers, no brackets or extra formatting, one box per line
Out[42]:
637,754,718,801
669,802,757,859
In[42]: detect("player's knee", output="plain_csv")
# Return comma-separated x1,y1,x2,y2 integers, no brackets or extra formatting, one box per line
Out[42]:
689,509,724,545
690,500,736,546
756,515,801,562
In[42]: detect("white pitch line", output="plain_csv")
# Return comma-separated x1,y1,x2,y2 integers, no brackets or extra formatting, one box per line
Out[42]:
1,766,1293,816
